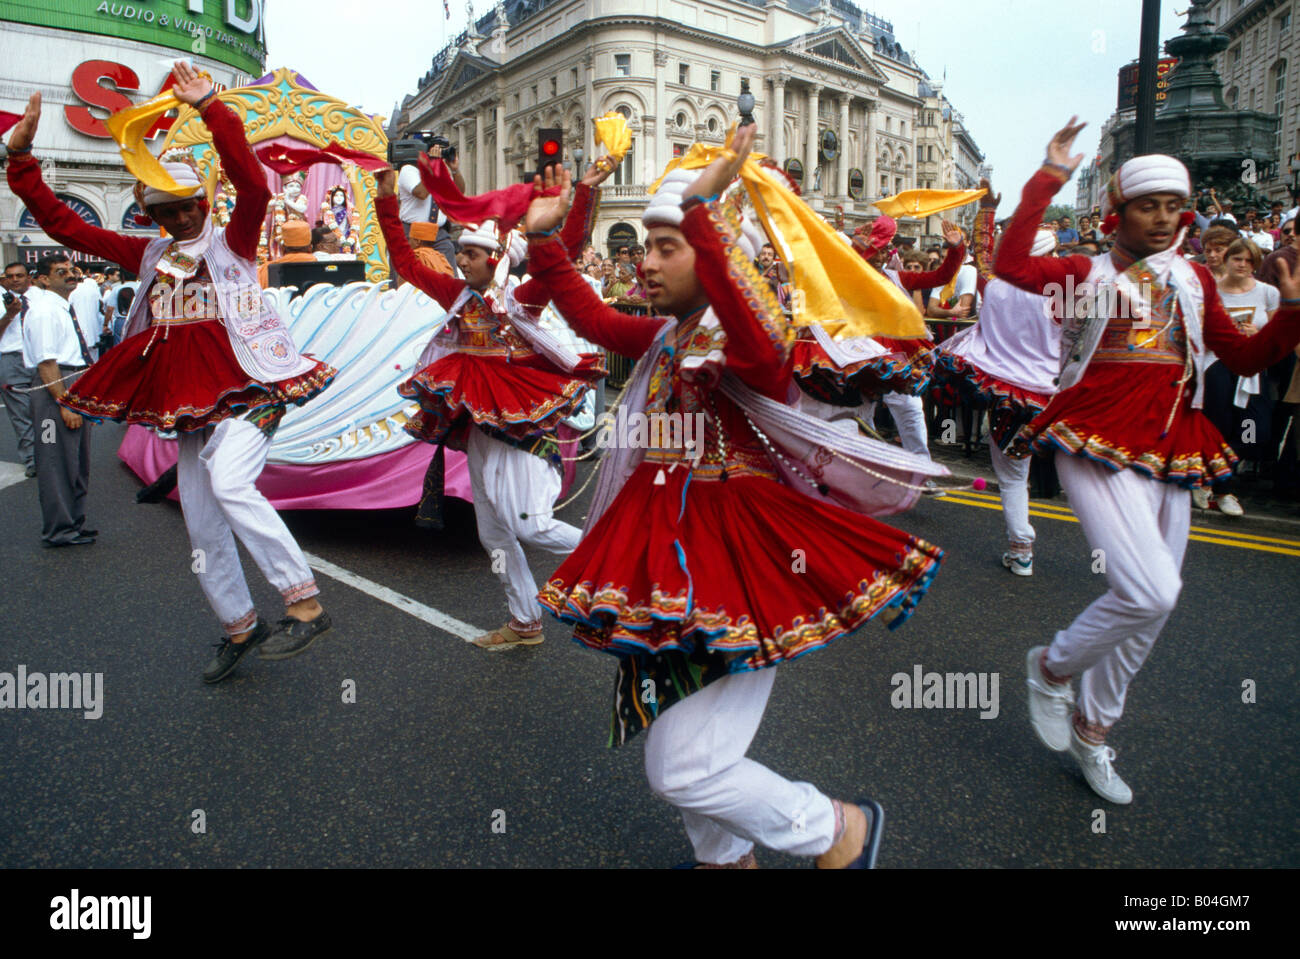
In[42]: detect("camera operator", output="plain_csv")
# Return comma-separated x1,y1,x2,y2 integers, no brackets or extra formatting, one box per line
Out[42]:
397,136,460,272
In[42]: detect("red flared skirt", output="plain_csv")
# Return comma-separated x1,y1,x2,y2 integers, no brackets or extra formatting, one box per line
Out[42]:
61,320,335,432
932,352,1051,452
539,462,943,668
1012,361,1236,488
792,337,927,406
400,350,605,448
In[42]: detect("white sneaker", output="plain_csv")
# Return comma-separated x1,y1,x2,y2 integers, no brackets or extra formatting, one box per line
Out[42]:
1026,646,1074,752
1190,487,1210,510
1069,730,1133,804
1215,493,1244,517
1002,551,1033,576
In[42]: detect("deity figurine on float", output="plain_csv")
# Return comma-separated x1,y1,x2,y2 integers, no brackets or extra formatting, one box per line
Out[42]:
320,183,359,254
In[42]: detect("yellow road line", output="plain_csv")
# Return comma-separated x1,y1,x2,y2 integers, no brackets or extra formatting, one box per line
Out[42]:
943,490,1300,546
936,495,1300,557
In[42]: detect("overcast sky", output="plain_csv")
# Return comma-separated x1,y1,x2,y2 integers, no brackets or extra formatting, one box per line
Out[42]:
263,0,1190,198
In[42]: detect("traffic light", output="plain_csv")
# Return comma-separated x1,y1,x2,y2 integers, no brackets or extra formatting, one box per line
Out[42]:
537,128,563,179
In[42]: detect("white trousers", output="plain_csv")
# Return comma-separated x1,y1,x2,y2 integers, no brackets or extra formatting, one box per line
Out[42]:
176,418,318,636
643,669,837,864
796,393,871,436
1044,456,1189,730
466,429,581,625
989,443,1035,554
882,392,929,456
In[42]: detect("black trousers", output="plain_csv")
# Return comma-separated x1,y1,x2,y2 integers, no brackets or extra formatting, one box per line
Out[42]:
29,367,92,545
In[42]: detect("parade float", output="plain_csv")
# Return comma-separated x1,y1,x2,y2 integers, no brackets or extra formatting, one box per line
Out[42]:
114,67,472,510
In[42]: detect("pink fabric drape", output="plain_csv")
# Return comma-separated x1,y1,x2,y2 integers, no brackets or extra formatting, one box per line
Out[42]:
118,425,473,510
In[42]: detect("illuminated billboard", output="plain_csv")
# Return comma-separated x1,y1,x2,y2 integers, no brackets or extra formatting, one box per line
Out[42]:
0,0,266,75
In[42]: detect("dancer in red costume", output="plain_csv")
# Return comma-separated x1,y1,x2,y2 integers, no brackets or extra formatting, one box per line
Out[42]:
792,216,965,416
5,64,335,682
997,118,1300,803
523,123,945,868
373,158,608,649
933,179,1060,575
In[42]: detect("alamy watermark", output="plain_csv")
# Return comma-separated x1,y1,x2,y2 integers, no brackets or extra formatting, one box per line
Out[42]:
593,407,708,458
1043,275,1161,326
148,280,268,321
891,664,999,719
0,665,103,719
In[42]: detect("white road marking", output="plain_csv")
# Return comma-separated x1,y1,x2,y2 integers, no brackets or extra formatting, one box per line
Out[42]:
301,550,488,643
0,461,30,493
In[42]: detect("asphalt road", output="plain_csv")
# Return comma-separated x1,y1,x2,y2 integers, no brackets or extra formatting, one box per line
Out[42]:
1,421,1296,868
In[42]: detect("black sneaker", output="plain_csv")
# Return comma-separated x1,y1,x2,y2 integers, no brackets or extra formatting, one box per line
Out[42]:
202,620,272,684
257,610,332,661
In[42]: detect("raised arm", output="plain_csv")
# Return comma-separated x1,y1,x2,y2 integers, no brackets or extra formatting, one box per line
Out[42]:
971,179,1001,291
373,170,466,308
1198,262,1300,377
525,236,661,358
5,94,148,272
203,99,270,261
897,219,967,291
994,169,1092,294
680,198,792,398
994,118,1093,294
560,181,600,260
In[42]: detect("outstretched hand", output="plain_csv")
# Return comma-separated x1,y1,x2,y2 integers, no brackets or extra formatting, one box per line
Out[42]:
941,219,963,246
580,154,616,188
6,93,41,152
684,121,757,203
374,168,397,199
1046,115,1087,173
978,176,1001,210
171,60,215,106
524,163,573,235
1273,254,1300,302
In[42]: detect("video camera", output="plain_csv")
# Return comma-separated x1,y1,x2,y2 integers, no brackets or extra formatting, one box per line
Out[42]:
388,132,456,168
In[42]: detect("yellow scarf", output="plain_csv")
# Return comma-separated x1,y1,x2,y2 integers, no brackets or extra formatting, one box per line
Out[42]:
104,88,197,199
651,139,924,340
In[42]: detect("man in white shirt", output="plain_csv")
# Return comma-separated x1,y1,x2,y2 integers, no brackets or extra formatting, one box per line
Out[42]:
68,266,106,360
99,266,122,344
1244,213,1275,253
397,139,459,271
23,254,95,547
1,261,37,476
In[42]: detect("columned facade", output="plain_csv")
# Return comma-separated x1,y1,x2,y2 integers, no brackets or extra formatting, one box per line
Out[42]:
396,0,984,247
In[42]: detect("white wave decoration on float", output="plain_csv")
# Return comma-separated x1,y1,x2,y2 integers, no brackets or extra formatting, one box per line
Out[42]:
263,282,446,464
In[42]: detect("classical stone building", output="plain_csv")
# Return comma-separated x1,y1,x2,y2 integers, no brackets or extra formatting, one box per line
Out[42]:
1209,0,1298,203
1079,0,1297,213
394,0,985,251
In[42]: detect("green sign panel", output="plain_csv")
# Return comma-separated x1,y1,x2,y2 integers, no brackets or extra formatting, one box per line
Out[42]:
0,0,267,75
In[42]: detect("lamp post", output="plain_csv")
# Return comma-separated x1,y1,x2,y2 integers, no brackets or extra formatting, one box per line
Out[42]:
738,77,755,127
1135,0,1162,155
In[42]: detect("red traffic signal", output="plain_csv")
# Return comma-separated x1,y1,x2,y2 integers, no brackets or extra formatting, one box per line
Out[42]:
537,128,564,178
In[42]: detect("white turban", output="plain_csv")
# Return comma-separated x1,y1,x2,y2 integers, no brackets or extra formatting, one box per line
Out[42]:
459,220,502,254
643,169,696,228
737,216,766,261
140,162,203,207
1101,154,1190,222
1031,228,1058,257
504,230,527,269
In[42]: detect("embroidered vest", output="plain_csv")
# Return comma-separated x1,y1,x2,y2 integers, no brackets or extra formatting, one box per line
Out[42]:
122,232,317,383
1057,253,1207,408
